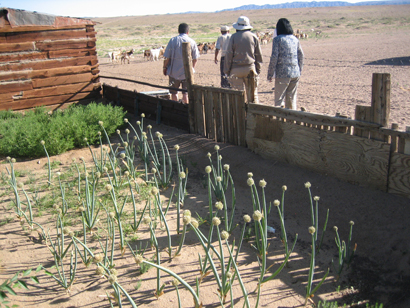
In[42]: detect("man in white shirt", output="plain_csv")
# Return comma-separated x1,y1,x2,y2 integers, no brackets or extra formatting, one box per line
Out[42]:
163,23,200,104
214,25,231,88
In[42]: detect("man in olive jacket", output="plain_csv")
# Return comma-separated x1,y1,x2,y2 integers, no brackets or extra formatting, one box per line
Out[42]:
224,16,263,103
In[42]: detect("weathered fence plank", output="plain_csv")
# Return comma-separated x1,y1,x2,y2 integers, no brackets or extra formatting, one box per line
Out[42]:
0,56,97,72
370,73,391,141
388,152,410,198
248,103,382,130
247,119,390,191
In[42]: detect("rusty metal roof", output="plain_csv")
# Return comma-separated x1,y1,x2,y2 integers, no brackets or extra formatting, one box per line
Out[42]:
0,7,95,28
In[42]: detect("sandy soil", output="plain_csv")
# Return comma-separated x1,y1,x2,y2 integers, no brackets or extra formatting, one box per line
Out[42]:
1,5,410,308
1,113,410,308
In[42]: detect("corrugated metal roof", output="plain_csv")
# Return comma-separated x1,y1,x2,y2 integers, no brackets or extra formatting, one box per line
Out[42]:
0,7,95,28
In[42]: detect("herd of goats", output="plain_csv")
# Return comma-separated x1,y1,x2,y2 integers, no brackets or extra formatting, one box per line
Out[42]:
106,28,320,64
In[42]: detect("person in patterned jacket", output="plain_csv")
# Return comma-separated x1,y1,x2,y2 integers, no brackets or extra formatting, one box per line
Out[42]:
267,18,304,110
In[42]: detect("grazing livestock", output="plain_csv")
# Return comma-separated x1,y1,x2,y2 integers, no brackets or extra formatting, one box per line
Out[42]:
207,42,216,52
202,43,209,54
121,48,134,64
111,50,122,63
143,50,151,60
150,47,164,61
107,51,113,63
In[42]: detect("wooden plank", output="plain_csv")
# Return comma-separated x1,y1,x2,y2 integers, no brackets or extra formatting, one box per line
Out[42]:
387,152,410,198
14,82,98,99
389,123,399,154
226,94,233,143
0,42,34,52
32,73,95,88
371,73,391,141
0,91,100,111
182,42,195,134
248,103,382,130
335,113,349,133
0,65,92,82
191,84,243,96
222,93,229,142
248,121,390,191
0,80,32,94
194,89,205,136
0,56,97,71
245,110,257,148
0,51,48,62
205,89,214,139
5,29,89,43
35,38,96,51
48,48,96,58
235,93,247,146
354,105,371,138
254,116,283,142
230,94,238,145
214,91,223,142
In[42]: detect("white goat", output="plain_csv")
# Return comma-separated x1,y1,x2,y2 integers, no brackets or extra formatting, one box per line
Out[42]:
150,47,164,61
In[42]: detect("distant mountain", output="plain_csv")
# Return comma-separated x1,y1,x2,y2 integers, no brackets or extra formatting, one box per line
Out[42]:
216,0,410,12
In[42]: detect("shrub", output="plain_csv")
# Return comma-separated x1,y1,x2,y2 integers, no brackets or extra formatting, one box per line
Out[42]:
0,103,126,158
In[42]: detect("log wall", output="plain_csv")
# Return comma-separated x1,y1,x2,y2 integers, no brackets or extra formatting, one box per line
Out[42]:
0,8,101,111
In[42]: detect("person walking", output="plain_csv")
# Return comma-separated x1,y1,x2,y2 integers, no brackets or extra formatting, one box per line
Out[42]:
163,23,200,104
224,16,263,103
214,25,231,88
267,18,304,110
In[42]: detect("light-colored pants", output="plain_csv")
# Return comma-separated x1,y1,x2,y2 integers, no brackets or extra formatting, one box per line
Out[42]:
228,65,259,103
275,77,300,110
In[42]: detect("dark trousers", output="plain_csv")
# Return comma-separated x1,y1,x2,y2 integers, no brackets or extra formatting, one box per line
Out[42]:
220,57,230,88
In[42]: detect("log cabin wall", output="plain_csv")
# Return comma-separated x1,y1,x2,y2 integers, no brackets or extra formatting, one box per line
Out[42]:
0,8,101,111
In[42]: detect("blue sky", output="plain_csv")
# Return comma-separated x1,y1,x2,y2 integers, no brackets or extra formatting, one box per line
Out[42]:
1,0,374,18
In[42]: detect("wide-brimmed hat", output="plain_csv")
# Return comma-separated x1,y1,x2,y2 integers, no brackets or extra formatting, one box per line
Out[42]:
220,25,230,31
232,16,252,30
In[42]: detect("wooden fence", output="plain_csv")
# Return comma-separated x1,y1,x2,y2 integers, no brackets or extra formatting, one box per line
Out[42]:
191,85,247,146
245,74,410,198
102,84,189,131
102,44,410,198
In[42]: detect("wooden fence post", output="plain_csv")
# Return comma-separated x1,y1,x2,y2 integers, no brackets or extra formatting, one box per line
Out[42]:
246,70,256,103
370,73,391,141
182,42,195,134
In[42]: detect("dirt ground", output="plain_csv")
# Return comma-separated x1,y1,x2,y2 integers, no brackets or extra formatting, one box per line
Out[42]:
1,5,410,308
99,27,410,132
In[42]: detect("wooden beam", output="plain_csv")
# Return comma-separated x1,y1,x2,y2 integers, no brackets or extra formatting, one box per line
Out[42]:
248,103,382,130
48,48,96,58
35,38,96,51
0,65,92,81
13,82,98,99
192,84,243,95
182,42,195,134
0,51,48,62
0,42,34,52
5,29,89,43
0,56,97,71
0,80,32,94
0,25,92,33
32,73,95,88
354,105,371,138
371,73,391,141
0,91,100,111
